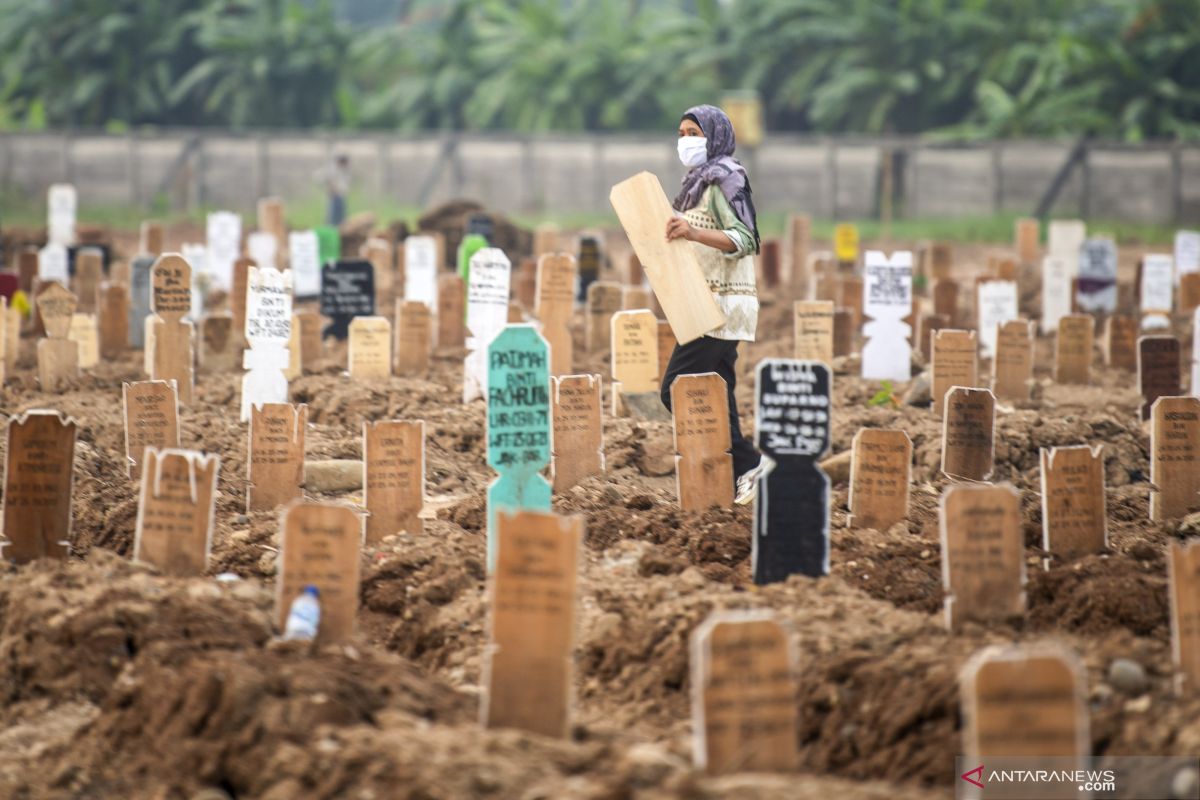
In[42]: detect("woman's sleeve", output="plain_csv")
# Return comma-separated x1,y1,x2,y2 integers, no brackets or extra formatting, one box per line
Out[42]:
706,187,756,259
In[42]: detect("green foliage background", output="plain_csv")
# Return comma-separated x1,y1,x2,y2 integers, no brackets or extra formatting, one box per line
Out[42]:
1,0,1197,140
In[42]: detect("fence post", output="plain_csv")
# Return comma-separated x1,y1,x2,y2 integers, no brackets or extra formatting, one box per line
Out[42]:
824,138,837,220
991,142,1003,215
1171,142,1183,224
1079,142,1091,219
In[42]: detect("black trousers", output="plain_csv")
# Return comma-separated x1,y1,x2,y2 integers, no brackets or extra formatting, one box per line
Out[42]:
660,335,761,479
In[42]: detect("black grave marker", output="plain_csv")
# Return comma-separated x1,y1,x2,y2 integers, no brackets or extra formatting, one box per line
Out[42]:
753,358,831,583
320,259,376,340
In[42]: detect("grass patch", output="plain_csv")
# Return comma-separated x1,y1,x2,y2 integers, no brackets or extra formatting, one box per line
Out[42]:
0,188,1183,247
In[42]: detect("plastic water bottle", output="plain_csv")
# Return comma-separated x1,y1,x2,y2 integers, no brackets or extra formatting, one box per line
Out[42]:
283,585,321,641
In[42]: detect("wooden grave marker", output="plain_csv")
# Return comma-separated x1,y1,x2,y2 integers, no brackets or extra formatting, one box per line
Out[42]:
992,319,1033,401
671,373,733,511
940,483,1025,628
1055,314,1093,385
832,308,854,357
403,234,439,311
793,300,833,364
241,266,293,420
931,329,977,418
320,259,374,340
348,316,392,380
577,235,600,300
123,380,180,479
941,387,995,481
753,359,831,582
483,509,581,738
535,254,576,376
283,316,302,381
533,224,560,259
1039,445,1106,559
838,276,864,331
362,236,394,309
295,310,323,371
248,403,307,512
848,428,911,530
73,247,102,314
394,300,431,376
933,279,959,328
257,197,286,263
231,256,254,342
513,258,537,311
3,294,14,376
1077,237,1118,313
760,238,781,288
917,312,948,361
0,411,77,563
437,273,465,349
861,251,912,382
610,309,659,416
148,254,194,403
1179,273,1200,316
1168,541,1200,695
622,285,652,311
609,172,725,344
464,248,511,403
363,420,425,542
551,374,603,492
657,320,677,383
1015,217,1039,264
690,611,798,775
961,646,1086,764
0,297,5,384
1138,335,1181,421
36,282,79,391
198,313,239,373
786,213,811,291
17,247,37,293
1193,310,1200,400
68,313,99,369
486,324,552,569
139,220,164,256
132,448,218,576
276,501,362,645
1104,314,1138,371
585,280,623,353
977,279,1018,360
1150,396,1200,521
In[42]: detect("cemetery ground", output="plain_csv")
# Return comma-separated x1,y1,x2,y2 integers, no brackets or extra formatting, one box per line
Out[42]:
0,224,1197,799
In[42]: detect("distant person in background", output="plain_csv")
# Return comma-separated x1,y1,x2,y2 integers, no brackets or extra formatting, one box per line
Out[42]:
660,103,767,505
316,153,351,225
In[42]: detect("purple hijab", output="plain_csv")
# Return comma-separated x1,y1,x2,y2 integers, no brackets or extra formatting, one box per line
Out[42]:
672,104,760,251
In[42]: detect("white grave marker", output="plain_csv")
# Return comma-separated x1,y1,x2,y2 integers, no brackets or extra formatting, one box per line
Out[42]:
47,184,77,247
247,231,278,271
241,266,293,420
205,211,241,291
288,230,321,298
861,250,912,382
1175,230,1200,286
404,235,439,311
976,280,1018,359
1141,253,1173,329
1041,256,1073,334
38,242,69,284
464,247,512,403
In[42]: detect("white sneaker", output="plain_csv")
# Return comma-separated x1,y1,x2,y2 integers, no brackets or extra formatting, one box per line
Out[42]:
734,455,774,505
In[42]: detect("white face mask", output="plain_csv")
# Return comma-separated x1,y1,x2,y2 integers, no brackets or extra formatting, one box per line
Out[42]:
677,136,708,168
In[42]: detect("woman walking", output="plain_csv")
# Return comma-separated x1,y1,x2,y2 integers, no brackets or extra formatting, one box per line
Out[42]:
661,104,769,504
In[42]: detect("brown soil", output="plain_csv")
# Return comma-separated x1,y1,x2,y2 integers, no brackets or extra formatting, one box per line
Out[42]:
0,227,1196,799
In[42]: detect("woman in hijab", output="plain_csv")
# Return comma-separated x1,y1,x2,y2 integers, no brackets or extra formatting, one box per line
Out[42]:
661,104,768,505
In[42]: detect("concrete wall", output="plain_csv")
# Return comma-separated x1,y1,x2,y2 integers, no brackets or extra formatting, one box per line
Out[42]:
1,130,1197,224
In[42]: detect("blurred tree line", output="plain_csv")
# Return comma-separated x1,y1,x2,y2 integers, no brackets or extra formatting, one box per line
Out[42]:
1,0,1197,140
